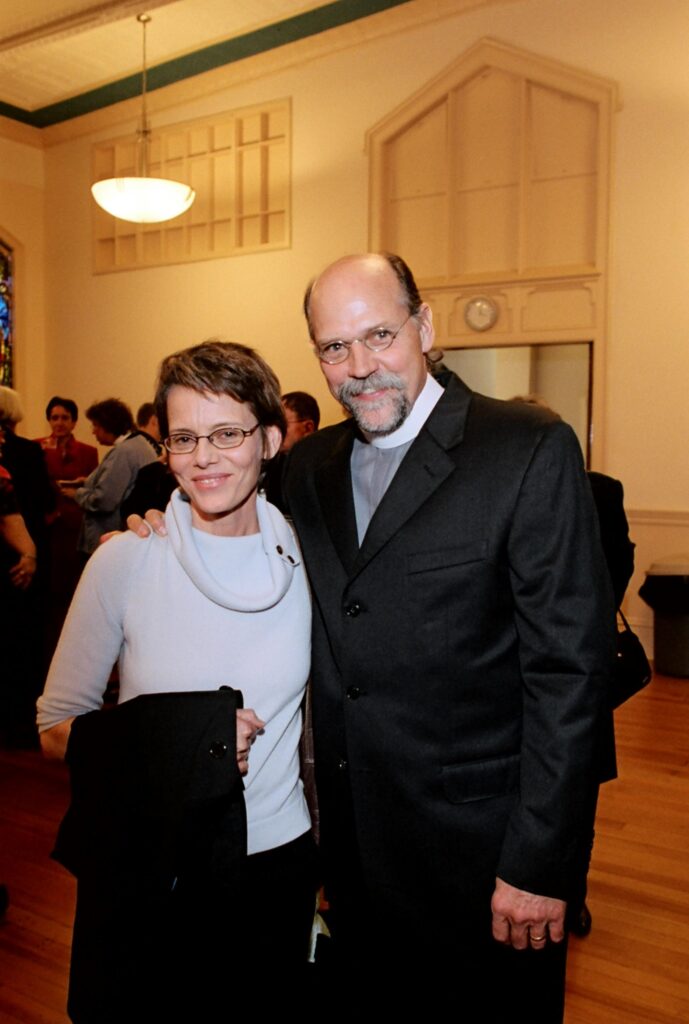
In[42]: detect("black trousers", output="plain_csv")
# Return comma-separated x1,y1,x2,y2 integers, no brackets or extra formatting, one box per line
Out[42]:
317,843,567,1023
318,901,567,1021
68,831,317,1023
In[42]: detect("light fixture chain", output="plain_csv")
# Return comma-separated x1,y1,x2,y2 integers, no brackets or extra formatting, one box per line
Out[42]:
136,13,152,177
140,13,148,131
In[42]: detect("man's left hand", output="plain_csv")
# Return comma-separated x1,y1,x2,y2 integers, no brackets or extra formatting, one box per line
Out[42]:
491,877,566,950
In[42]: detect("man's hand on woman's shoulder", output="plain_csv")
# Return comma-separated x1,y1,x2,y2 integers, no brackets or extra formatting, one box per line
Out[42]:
129,510,167,537
99,510,167,545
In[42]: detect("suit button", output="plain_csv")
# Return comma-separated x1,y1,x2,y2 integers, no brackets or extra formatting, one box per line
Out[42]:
346,686,361,700
344,601,362,617
337,758,348,770
209,741,228,759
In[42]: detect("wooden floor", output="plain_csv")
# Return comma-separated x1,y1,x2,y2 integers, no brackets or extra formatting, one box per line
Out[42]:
566,672,689,1023
0,673,687,1022
0,751,73,1023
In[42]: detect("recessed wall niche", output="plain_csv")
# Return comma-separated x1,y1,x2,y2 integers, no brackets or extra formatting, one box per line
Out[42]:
367,40,619,464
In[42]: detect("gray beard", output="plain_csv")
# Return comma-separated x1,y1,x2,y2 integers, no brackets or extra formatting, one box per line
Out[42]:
336,371,411,436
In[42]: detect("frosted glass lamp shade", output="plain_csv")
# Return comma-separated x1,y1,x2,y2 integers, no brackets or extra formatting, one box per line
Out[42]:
91,177,195,224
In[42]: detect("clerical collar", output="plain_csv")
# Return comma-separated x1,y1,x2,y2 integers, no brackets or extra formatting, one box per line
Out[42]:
367,373,444,449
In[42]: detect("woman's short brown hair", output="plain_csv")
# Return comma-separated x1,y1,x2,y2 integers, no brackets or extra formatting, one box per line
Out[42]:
154,340,286,442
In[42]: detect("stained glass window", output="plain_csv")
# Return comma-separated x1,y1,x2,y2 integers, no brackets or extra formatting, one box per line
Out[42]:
0,239,12,386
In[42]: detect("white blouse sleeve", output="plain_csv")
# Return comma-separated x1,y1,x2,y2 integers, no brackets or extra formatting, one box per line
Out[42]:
36,534,140,730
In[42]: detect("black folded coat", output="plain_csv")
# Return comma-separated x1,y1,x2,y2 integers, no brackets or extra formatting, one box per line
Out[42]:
54,688,247,1024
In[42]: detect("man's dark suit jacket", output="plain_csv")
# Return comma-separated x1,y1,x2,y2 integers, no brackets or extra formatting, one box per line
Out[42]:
284,372,615,952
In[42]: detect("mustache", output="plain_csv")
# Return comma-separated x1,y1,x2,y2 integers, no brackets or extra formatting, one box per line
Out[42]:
336,370,406,402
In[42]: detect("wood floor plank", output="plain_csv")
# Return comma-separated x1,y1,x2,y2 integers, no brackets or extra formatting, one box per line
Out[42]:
0,674,687,1021
565,674,689,1023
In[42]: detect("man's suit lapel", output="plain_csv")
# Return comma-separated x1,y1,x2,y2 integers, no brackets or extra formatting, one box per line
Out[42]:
352,374,473,579
314,421,360,576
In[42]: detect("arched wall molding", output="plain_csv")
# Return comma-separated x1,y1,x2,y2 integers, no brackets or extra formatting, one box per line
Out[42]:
367,38,620,467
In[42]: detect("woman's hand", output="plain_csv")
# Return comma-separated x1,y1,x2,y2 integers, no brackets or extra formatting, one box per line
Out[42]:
9,552,36,590
40,718,76,759
236,708,265,776
1,513,37,587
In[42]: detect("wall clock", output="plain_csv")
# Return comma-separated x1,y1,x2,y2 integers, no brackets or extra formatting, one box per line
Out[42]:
464,296,498,332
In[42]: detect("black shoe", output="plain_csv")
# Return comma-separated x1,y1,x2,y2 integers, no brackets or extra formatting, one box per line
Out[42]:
569,902,592,937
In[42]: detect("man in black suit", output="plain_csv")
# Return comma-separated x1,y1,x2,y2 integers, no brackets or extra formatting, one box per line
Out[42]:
283,253,615,1017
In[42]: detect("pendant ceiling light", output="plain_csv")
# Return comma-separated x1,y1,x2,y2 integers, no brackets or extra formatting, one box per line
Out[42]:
91,13,195,224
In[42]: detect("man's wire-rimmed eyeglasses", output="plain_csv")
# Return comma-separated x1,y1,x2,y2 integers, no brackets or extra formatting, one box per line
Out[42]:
313,312,414,365
164,423,260,454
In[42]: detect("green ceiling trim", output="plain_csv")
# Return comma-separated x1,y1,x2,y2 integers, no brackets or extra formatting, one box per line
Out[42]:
0,100,37,126
4,0,412,129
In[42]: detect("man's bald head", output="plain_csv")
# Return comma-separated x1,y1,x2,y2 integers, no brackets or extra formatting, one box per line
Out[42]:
303,253,422,340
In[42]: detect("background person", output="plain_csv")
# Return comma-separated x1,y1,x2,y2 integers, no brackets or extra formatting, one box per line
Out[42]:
264,390,321,507
280,391,320,453
0,386,55,744
121,402,173,520
65,398,158,556
120,454,176,523
135,400,163,455
0,465,39,748
0,386,55,569
0,467,37,590
36,396,98,645
38,396,98,488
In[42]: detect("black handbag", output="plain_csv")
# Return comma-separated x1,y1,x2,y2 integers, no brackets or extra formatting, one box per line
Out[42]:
611,609,652,708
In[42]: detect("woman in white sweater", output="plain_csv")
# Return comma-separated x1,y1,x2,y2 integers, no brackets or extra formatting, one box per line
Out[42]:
37,342,315,1020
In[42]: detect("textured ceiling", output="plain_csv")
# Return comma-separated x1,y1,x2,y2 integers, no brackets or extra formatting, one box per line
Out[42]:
0,0,403,125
